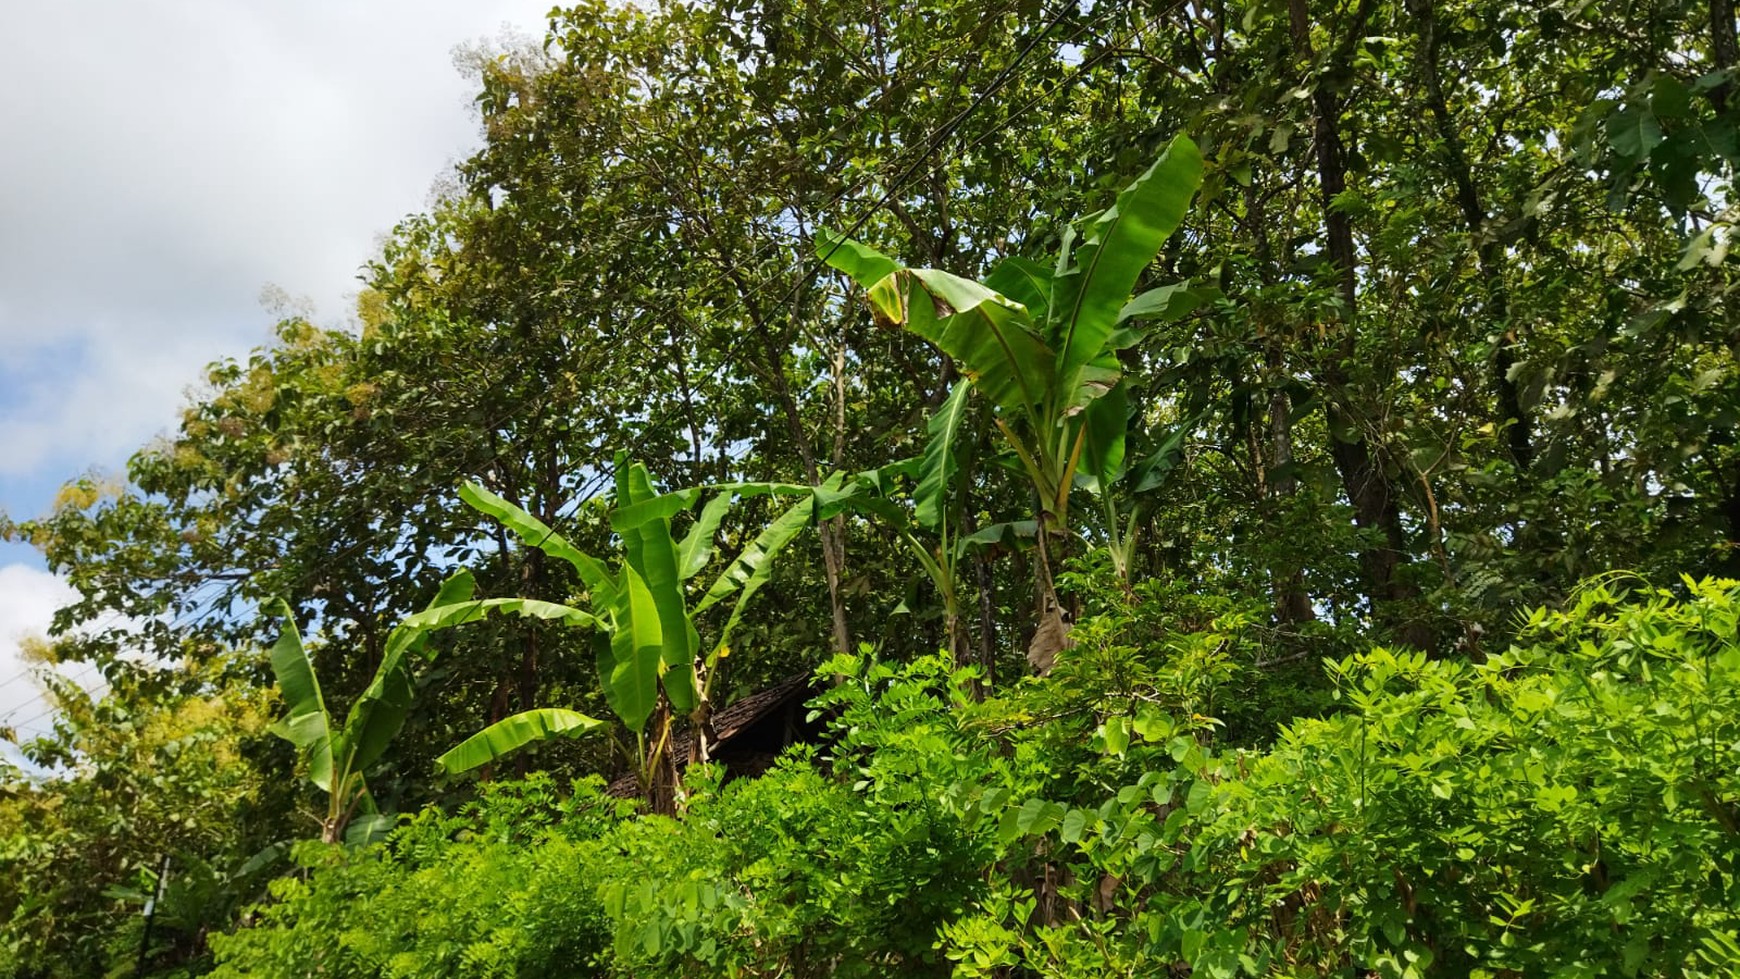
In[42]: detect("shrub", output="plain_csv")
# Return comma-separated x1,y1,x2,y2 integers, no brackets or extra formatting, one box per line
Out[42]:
946,576,1740,977
215,577,1740,977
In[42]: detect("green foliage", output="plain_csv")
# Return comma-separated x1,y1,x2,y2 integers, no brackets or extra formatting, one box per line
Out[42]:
208,776,632,979
14,0,1740,973
211,669,994,978
948,576,1740,977
203,578,1740,977
446,463,819,790
0,660,287,978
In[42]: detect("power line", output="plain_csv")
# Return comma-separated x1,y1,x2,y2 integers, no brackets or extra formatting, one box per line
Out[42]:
0,659,107,701
43,3,1122,674
1,4,1175,757
0,664,110,732
806,0,1080,281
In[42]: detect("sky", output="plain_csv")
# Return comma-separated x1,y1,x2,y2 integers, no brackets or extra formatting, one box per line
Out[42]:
0,0,559,754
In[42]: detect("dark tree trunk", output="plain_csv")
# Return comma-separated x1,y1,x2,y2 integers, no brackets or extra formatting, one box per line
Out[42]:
1268,388,1317,625
1289,0,1432,650
643,701,682,816
1720,467,1740,577
1026,516,1070,674
1246,163,1315,625
1409,0,1533,472
733,274,854,659
972,547,998,690
1712,0,1739,111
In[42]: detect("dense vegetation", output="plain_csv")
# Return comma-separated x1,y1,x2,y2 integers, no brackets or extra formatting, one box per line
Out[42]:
4,0,1740,974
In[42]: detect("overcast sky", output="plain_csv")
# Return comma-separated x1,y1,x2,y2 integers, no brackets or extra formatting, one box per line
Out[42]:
1,0,557,754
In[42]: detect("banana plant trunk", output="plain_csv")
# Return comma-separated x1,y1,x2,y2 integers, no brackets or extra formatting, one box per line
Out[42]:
642,701,682,816
1026,516,1070,675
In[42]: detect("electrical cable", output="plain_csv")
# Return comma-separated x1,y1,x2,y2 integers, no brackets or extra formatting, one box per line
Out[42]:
153,0,1091,639
24,3,1162,716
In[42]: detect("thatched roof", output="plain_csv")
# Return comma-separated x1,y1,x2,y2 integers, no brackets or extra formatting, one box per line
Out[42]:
605,674,819,798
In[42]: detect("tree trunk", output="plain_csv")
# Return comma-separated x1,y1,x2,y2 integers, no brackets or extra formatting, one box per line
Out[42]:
1712,0,1739,111
642,701,682,816
1247,164,1315,625
734,275,854,658
1268,388,1316,624
1720,465,1740,577
1289,0,1431,650
1409,0,1533,471
961,497,998,696
1025,517,1070,674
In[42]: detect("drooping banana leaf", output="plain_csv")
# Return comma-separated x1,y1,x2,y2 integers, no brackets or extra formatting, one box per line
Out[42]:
458,482,617,605
592,631,622,725
832,478,909,529
1116,281,1216,326
435,708,606,775
815,228,900,290
381,569,479,661
234,841,292,879
1062,348,1125,417
342,813,396,848
346,591,598,776
1053,223,1077,277
850,458,920,498
266,602,334,794
390,596,599,637
810,469,875,521
820,234,1052,423
957,520,1038,550
892,268,1052,423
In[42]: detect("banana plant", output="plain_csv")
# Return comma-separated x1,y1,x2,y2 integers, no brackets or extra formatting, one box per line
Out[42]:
268,569,596,843
841,390,1032,670
441,459,822,810
1093,409,1200,583
820,135,1205,671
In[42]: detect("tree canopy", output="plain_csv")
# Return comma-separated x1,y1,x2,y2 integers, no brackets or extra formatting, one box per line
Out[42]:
4,0,1740,975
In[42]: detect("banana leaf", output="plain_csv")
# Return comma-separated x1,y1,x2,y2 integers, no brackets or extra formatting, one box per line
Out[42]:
436,708,605,775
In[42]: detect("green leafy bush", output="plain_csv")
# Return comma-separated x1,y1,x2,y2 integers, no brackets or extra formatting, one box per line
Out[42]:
0,664,284,979
212,665,994,978
947,576,1740,977
208,776,628,978
212,577,1740,978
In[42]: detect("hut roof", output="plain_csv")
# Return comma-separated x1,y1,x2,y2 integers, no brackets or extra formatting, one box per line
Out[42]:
605,674,818,798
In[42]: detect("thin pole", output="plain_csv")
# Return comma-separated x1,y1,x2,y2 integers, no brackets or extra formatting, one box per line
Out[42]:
135,853,170,976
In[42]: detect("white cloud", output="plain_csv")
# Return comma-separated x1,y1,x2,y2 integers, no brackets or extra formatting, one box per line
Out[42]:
0,0,554,487
3,2,561,762
0,563,85,745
